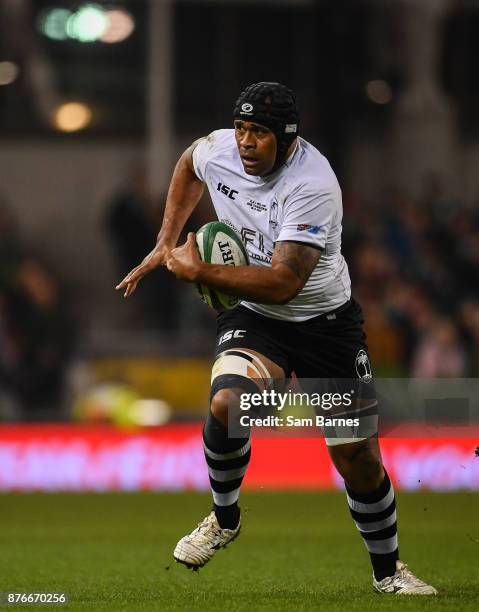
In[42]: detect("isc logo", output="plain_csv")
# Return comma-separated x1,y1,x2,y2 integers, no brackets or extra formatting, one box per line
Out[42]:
218,329,246,344
217,182,239,200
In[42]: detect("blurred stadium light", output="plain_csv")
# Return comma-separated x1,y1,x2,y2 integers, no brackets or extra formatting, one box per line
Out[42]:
39,4,135,44
54,101,92,132
38,8,72,41
101,9,135,43
0,61,19,86
65,4,107,42
366,79,393,105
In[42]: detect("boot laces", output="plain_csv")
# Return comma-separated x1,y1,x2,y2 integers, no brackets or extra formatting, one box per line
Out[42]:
186,514,222,546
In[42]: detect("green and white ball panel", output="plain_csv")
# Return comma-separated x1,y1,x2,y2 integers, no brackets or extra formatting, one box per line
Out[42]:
196,221,249,311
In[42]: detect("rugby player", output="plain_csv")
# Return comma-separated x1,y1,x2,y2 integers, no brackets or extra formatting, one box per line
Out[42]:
116,82,436,595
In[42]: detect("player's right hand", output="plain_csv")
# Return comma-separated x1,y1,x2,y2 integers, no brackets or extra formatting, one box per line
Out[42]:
115,244,171,297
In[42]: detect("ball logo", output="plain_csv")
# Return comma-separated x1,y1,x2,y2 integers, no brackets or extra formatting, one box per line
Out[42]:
241,103,253,113
355,350,372,383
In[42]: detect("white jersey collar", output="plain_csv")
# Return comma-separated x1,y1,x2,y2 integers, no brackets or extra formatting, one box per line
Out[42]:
284,139,300,167
247,138,301,184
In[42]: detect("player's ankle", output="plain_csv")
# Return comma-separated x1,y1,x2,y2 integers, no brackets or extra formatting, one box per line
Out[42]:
214,504,240,530
374,561,398,581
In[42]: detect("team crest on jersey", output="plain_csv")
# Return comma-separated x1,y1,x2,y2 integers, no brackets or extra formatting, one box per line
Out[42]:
241,103,253,114
355,350,372,383
269,198,279,230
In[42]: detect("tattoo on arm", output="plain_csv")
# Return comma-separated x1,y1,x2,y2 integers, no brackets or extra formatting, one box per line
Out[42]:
273,241,322,287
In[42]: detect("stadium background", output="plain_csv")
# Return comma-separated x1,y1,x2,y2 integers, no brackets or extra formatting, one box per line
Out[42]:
0,0,478,491
0,0,479,489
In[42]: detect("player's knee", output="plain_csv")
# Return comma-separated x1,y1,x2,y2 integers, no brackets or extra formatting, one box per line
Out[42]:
339,442,384,490
210,389,236,425
367,452,383,477
354,445,382,480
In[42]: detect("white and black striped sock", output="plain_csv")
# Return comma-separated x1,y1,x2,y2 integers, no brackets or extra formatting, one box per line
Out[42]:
346,470,399,581
203,412,250,529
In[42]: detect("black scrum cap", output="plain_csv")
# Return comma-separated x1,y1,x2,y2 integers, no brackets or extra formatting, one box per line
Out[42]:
233,82,299,174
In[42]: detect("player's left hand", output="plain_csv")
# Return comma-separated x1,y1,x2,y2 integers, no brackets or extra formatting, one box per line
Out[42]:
166,232,201,282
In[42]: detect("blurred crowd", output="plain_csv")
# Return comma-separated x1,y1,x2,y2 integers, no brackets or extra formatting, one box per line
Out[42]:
0,198,77,420
105,165,214,334
343,175,479,377
104,166,176,329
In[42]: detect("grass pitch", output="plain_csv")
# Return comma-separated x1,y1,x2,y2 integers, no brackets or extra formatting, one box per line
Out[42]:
1,491,478,611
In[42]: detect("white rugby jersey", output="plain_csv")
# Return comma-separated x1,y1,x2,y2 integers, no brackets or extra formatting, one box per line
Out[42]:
192,128,351,322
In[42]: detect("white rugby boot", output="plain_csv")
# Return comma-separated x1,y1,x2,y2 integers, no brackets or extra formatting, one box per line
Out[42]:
373,560,437,595
173,511,241,570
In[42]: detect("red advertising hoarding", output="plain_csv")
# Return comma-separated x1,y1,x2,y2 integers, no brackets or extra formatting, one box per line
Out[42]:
0,424,477,491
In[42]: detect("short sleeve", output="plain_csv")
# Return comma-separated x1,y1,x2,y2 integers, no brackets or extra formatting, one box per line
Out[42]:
191,131,219,182
276,187,336,249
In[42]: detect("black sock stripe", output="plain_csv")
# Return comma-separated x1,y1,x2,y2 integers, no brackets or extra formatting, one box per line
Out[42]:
359,523,397,542
208,477,244,493
203,410,249,455
349,499,396,523
202,411,249,454
370,551,399,566
346,471,391,503
205,450,251,471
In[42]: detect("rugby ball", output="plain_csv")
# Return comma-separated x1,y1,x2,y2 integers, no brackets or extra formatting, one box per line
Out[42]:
195,221,249,310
